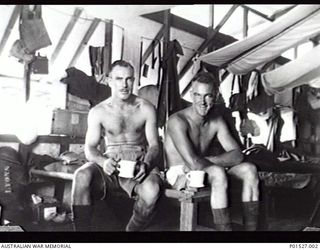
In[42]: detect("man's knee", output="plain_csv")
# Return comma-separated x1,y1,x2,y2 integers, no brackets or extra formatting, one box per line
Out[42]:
136,176,162,205
238,162,259,185
206,165,228,190
73,162,95,188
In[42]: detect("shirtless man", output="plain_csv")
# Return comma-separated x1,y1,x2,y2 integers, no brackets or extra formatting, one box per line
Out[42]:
165,72,260,231
71,60,162,231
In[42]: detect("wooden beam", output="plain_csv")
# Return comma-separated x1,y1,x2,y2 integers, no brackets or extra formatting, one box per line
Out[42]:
163,9,170,131
50,7,83,64
104,19,113,75
243,7,249,38
269,5,297,20
241,5,274,22
141,25,165,66
179,4,240,94
0,134,85,144
142,11,236,44
68,18,100,68
0,5,20,56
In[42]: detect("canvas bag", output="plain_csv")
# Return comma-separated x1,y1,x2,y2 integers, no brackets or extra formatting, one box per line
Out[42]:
19,5,52,53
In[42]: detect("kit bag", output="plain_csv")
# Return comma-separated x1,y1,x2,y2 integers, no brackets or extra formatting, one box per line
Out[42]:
19,5,52,53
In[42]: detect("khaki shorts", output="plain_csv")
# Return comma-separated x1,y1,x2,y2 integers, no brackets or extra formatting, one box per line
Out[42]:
94,144,160,199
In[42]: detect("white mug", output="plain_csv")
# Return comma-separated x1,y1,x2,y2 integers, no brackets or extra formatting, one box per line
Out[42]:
117,160,136,178
186,170,205,188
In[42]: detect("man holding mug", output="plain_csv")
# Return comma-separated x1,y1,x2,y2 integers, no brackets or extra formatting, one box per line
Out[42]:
164,72,260,231
71,60,163,231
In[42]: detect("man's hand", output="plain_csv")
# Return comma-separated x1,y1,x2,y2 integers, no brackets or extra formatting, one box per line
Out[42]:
102,158,120,176
133,162,148,183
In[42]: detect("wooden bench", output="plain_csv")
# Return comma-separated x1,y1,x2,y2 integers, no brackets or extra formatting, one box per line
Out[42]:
30,162,214,231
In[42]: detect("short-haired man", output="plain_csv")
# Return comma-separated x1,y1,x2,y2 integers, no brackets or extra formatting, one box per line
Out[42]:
165,72,260,231
71,60,163,231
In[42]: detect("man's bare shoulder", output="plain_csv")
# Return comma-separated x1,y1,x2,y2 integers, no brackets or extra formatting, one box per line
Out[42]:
135,95,156,113
168,108,189,128
88,98,111,118
208,113,226,124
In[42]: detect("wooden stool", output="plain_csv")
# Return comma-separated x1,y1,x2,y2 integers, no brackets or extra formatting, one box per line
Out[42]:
164,187,213,231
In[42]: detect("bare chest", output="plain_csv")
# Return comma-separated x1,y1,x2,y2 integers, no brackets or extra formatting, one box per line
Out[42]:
103,109,145,136
188,124,216,154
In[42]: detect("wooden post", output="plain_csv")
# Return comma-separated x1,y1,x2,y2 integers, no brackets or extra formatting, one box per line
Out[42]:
207,5,214,53
180,200,198,231
104,19,113,75
163,9,170,133
243,7,248,38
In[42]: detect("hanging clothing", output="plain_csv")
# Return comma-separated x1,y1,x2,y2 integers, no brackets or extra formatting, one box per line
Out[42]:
157,39,184,128
279,107,296,142
140,41,162,87
247,72,274,115
89,46,105,77
60,67,111,107
247,111,273,148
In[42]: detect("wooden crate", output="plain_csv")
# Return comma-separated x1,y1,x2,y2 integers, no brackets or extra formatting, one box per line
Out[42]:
51,109,88,138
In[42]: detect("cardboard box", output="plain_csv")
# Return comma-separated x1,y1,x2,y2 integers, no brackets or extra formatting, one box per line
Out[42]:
51,109,88,138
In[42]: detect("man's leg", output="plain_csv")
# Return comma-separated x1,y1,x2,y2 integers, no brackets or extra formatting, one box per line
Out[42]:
228,162,260,231
205,165,232,231
71,162,102,231
125,173,162,231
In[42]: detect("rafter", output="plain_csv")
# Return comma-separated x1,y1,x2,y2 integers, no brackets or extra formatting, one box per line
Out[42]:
68,18,100,68
0,5,20,56
141,25,165,66
142,11,236,44
179,4,239,95
269,5,297,20
241,5,274,22
51,7,83,64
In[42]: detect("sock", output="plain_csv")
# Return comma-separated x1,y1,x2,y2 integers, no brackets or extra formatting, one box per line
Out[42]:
126,210,149,232
126,193,161,232
212,208,232,231
72,205,93,232
242,201,259,231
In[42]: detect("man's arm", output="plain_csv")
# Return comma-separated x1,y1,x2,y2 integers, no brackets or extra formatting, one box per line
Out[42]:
167,115,212,170
133,102,159,182
206,117,243,167
84,108,106,167
143,103,160,168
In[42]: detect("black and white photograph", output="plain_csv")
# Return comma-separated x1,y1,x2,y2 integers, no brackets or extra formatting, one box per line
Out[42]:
0,4,319,244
